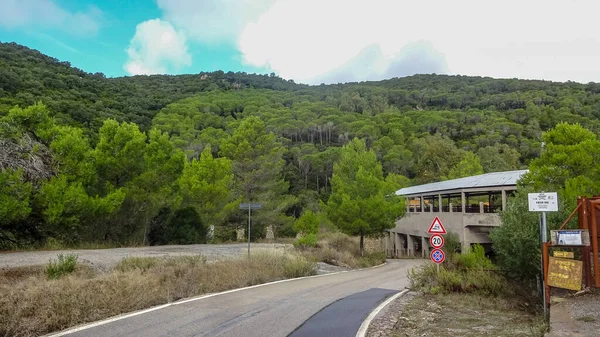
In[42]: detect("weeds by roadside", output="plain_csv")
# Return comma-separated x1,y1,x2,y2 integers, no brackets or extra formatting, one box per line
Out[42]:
298,232,386,269
391,293,548,337
45,254,78,279
402,244,547,336
0,252,316,337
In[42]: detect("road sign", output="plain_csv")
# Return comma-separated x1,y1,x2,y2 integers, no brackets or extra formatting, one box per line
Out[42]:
239,202,262,256
430,234,444,249
427,216,446,234
239,203,262,210
430,249,445,264
528,192,558,212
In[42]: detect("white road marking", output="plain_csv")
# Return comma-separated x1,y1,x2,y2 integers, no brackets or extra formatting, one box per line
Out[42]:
47,262,388,336
355,289,409,337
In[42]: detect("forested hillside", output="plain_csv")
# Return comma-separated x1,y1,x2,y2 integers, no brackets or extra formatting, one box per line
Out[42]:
1,42,600,249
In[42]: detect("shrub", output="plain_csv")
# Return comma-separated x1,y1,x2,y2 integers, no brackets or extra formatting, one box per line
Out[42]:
357,252,386,268
454,244,494,270
294,233,318,248
115,257,158,272
490,188,574,283
409,246,507,296
319,231,360,256
45,254,78,279
283,256,317,278
293,210,320,235
443,232,462,255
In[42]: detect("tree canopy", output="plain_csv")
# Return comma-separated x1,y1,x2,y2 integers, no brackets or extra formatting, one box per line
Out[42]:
2,42,600,249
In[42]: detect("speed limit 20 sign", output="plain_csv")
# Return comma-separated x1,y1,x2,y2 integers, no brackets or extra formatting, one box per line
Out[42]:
430,234,444,249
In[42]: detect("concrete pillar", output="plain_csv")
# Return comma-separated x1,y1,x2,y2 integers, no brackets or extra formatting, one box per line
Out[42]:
502,190,507,211
420,196,424,213
406,235,414,256
422,236,428,258
430,197,434,212
479,201,484,214
438,194,443,212
449,203,453,213
462,240,471,253
406,197,410,213
462,227,470,253
461,192,466,214
395,233,402,257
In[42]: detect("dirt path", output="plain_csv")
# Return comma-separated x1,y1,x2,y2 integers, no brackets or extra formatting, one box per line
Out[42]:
0,243,290,270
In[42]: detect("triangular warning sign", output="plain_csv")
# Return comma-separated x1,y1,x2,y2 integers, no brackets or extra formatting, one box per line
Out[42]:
427,216,446,234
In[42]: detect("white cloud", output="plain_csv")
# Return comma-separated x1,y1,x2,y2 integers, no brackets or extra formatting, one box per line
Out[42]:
0,0,103,36
156,0,275,44
154,0,600,84
124,19,192,76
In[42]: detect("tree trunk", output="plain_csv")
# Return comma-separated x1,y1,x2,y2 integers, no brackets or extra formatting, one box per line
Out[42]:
360,229,364,257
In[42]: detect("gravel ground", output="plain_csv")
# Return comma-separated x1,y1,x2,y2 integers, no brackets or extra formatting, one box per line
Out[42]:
366,290,415,337
0,243,290,270
316,262,350,275
547,292,600,337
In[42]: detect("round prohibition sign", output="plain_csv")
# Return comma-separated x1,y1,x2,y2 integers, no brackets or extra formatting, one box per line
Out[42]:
430,248,445,264
429,234,445,249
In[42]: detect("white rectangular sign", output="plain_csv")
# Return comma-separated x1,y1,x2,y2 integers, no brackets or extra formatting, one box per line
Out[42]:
557,230,582,246
528,192,558,212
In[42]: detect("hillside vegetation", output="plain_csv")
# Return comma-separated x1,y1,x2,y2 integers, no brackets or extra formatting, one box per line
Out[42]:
1,42,599,249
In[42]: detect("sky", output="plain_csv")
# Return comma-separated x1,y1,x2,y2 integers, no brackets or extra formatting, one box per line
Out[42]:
0,0,599,84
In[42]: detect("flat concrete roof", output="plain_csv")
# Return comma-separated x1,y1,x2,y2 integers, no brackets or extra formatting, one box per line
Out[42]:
395,170,528,196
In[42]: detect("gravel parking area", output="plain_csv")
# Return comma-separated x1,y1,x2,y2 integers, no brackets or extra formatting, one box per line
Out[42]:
0,243,290,270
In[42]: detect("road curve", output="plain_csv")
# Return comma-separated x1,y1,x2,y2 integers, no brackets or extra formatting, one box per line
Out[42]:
52,259,422,337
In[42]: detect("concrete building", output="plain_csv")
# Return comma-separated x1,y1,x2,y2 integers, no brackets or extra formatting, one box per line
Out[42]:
386,170,528,258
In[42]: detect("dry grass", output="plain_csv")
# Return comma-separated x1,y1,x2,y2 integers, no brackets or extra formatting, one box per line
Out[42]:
299,232,386,268
0,252,316,337
391,293,547,337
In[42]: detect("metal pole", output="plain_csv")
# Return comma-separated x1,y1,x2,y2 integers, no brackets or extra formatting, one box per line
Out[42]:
541,211,547,314
248,207,251,257
542,211,547,243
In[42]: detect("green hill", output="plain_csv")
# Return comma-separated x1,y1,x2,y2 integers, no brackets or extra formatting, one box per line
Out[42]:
1,42,599,248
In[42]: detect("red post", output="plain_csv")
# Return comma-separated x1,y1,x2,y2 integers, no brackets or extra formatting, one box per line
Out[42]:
590,201,600,287
580,198,593,288
543,242,551,309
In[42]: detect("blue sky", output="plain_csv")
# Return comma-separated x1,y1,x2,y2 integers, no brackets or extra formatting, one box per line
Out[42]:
1,0,599,84
0,0,267,77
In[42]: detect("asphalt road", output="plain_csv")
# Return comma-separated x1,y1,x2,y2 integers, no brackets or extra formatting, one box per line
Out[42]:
54,259,421,337
288,288,398,337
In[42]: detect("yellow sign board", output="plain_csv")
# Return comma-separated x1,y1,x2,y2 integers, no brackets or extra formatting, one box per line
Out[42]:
547,257,582,291
553,251,575,259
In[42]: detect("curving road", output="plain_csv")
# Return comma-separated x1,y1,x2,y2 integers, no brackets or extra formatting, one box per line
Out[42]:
51,259,422,337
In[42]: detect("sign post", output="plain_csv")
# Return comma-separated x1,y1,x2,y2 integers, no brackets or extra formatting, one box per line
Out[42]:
239,203,262,256
528,192,558,314
428,217,447,273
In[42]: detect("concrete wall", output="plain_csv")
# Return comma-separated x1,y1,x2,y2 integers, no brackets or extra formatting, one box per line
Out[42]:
387,211,501,255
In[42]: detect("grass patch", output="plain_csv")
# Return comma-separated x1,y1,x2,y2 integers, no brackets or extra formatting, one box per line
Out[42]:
45,254,78,280
576,316,596,323
0,252,316,337
391,293,547,337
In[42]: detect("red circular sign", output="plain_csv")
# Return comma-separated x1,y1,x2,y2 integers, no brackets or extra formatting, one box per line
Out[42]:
430,234,445,249
430,248,445,264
